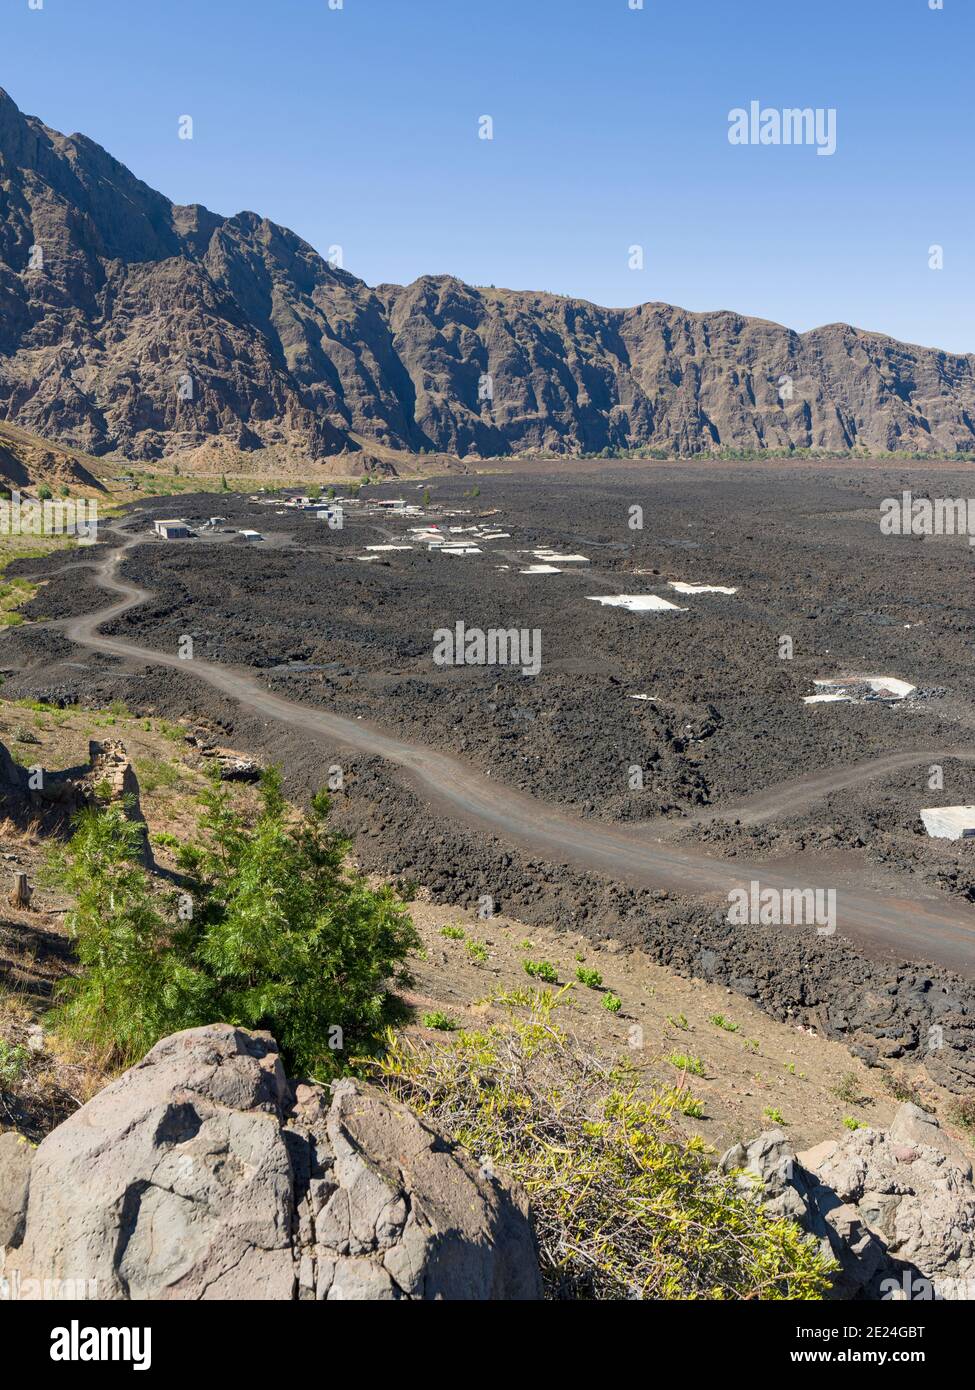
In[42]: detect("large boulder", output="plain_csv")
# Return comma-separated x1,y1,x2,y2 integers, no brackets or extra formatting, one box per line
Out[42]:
721,1104,975,1300
0,1130,33,1248
6,1025,542,1301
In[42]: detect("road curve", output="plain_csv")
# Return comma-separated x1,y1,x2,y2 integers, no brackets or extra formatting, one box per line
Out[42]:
671,750,975,831
55,531,975,980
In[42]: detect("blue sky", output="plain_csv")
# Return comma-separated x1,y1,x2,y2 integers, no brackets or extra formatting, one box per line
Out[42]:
3,0,972,351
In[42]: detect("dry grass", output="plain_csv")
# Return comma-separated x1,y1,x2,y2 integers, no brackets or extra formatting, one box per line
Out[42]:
0,991,104,1141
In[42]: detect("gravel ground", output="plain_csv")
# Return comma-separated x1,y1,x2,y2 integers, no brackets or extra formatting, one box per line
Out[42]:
5,461,975,1093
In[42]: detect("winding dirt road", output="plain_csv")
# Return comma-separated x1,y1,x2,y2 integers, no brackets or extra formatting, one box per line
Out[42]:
56,530,975,979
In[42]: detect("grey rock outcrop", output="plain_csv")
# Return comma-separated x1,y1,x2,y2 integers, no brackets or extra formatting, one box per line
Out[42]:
721,1104,975,1300
6,1024,542,1301
0,1130,32,1248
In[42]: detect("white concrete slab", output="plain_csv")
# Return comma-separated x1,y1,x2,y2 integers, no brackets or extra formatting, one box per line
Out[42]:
669,581,738,595
587,595,687,613
920,807,975,840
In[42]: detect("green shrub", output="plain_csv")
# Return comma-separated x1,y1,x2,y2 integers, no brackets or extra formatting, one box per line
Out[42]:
948,1096,975,1135
832,1072,866,1106
50,769,418,1077
421,1011,457,1032
150,830,180,849
0,1040,30,1088
465,940,488,966
667,1051,705,1077
708,1014,739,1033
523,959,559,984
440,925,465,940
575,967,603,989
602,993,622,1014
674,1090,705,1119
371,993,834,1300
764,1107,785,1125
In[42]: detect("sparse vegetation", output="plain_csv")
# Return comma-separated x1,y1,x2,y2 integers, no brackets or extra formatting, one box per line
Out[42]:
523,959,559,984
948,1096,975,1135
832,1072,866,1106
421,1011,457,1032
709,1014,739,1033
575,966,603,989
465,940,488,966
667,1051,705,1077
134,756,181,794
440,924,465,940
372,993,834,1299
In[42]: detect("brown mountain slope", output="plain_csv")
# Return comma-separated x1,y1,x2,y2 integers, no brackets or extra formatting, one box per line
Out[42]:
1,87,974,464
0,419,104,494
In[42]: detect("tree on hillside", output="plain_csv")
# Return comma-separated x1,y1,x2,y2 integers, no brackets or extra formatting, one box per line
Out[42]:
51,771,418,1076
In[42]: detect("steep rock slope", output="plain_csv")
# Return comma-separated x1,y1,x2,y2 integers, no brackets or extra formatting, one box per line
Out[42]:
2,87,974,463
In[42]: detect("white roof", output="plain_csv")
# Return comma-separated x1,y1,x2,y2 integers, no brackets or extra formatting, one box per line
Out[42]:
587,594,687,613
804,676,916,704
920,807,975,840
669,581,737,595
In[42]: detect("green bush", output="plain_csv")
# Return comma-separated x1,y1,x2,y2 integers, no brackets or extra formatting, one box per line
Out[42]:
523,959,559,984
421,1011,457,1032
371,993,834,1300
51,769,418,1077
668,1051,705,1077
709,1014,738,1033
575,967,603,989
0,1040,30,1088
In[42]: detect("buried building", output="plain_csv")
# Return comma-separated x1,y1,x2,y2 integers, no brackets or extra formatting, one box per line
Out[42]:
803,676,916,705
920,807,975,841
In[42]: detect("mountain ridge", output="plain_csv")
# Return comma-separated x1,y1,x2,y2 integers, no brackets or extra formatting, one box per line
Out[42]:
2,86,974,465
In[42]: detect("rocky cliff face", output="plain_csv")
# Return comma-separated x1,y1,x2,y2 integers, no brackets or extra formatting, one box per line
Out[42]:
2,1024,542,1301
721,1104,975,1300
2,86,974,464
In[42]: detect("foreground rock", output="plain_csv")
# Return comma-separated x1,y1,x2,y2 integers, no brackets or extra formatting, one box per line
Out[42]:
721,1104,975,1299
0,1131,32,1248
3,1025,541,1301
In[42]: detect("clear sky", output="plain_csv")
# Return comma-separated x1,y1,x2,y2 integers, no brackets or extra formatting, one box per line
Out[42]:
2,0,972,352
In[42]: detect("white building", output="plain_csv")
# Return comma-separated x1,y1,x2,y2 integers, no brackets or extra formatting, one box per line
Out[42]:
153,519,192,539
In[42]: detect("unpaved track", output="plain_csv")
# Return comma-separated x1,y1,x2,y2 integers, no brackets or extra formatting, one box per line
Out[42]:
669,751,975,831
57,531,975,979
